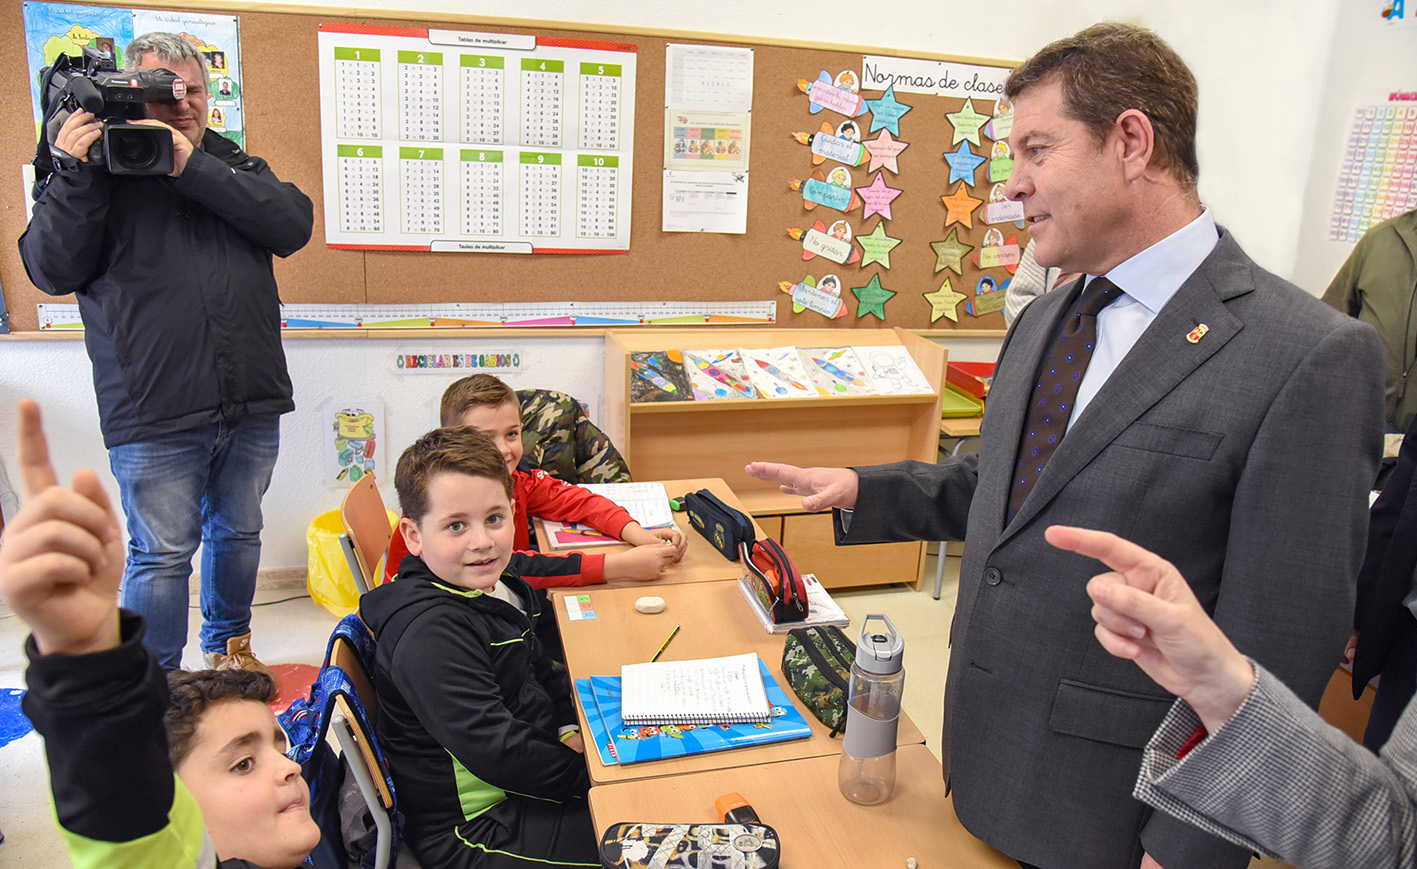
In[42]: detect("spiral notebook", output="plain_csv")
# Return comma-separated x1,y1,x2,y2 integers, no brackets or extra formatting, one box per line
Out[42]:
619,652,770,726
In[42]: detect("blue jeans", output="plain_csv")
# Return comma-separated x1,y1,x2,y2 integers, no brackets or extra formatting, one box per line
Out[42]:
110,415,281,670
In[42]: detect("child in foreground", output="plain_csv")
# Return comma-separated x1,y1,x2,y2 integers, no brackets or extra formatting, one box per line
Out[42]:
2,399,322,869
383,373,686,586
359,426,600,868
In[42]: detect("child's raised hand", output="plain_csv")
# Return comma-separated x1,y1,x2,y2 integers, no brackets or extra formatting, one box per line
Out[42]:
604,543,678,581
0,400,124,656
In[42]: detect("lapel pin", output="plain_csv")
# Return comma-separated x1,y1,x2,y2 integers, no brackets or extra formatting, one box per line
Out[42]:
1186,323,1209,344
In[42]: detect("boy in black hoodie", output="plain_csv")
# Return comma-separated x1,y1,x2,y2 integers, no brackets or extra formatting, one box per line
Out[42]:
359,426,598,868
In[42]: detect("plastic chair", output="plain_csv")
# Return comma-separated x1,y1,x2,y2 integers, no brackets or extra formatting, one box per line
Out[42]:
340,476,394,592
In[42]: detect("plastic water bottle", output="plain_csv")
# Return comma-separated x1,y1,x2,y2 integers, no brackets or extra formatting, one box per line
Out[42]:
838,614,904,805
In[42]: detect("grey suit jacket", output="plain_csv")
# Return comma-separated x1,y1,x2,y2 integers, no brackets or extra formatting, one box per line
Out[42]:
841,231,1386,868
1136,664,1417,868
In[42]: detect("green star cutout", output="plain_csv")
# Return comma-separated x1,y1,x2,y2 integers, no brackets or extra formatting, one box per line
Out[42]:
924,277,968,323
851,273,896,320
946,98,990,146
930,227,974,275
857,221,902,268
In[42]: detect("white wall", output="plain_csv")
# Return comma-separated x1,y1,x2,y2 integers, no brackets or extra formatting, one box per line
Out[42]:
1292,8,1417,294
0,0,1354,576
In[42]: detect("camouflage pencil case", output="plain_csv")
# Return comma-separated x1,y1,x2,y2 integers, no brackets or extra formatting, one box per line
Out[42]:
781,625,855,736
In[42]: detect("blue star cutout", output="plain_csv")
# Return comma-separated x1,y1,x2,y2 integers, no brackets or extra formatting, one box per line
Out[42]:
864,85,912,135
943,143,986,185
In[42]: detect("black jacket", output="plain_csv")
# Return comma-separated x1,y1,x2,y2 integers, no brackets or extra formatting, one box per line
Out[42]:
1353,413,1417,694
359,556,588,839
18,130,312,448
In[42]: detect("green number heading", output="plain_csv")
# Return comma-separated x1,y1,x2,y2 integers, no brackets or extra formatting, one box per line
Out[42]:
520,152,562,164
461,150,505,162
577,154,618,167
334,47,380,61
338,144,383,158
461,55,505,69
521,58,564,73
400,147,444,160
398,50,443,65
580,63,621,77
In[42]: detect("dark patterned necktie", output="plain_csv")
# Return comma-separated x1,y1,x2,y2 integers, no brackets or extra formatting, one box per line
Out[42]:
1006,277,1123,521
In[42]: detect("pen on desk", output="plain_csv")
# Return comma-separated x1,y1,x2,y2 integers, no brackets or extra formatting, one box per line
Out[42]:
649,625,681,662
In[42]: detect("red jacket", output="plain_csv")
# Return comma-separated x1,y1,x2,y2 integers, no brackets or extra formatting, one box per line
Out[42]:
383,467,635,587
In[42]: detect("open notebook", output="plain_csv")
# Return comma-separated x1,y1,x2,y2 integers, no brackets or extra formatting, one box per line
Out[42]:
619,652,770,726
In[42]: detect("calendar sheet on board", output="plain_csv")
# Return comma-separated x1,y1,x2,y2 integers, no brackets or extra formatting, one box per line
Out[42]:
317,24,636,253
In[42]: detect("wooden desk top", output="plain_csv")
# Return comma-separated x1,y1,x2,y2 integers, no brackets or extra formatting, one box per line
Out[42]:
534,478,765,588
588,744,1015,869
940,415,983,438
551,581,925,785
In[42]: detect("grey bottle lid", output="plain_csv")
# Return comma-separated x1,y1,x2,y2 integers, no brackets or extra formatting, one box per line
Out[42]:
854,613,904,675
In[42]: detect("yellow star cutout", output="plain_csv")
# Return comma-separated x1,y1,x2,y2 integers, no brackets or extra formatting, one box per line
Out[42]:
924,277,967,324
941,183,983,229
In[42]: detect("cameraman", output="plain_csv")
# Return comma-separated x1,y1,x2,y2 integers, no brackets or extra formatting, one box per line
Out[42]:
18,32,313,675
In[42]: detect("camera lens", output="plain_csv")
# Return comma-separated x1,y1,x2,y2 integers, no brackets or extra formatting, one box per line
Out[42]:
112,129,160,170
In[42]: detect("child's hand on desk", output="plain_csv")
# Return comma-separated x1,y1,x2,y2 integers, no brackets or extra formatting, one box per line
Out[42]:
604,543,678,581
621,523,688,562
0,400,124,657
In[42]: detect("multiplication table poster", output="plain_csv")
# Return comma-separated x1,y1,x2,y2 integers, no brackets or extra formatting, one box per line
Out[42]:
317,24,636,253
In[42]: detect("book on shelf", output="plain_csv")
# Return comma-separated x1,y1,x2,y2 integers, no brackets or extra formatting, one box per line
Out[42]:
849,344,934,395
629,350,693,402
741,346,817,398
799,347,877,397
737,573,851,634
574,656,812,766
682,348,757,401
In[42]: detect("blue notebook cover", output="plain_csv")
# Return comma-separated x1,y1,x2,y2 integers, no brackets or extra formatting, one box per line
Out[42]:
574,658,812,765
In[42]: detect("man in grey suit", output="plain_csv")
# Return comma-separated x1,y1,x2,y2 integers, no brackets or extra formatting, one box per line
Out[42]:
748,22,1385,869
1049,524,1417,869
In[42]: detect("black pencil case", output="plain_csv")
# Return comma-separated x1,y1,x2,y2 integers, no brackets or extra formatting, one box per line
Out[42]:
684,489,755,561
599,822,780,868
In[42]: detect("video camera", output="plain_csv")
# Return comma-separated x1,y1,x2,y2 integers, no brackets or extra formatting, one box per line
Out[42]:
37,47,186,177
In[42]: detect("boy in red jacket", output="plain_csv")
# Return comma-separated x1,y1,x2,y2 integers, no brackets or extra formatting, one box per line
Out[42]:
384,374,685,586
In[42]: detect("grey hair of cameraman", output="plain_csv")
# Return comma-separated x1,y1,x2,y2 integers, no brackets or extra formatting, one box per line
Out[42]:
125,32,210,79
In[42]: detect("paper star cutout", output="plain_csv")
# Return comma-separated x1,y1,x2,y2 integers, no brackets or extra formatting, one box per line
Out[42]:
930,227,975,275
924,277,968,323
943,142,986,185
863,129,909,174
856,172,903,221
947,99,990,146
864,85,912,135
857,221,902,269
941,182,983,229
851,273,896,320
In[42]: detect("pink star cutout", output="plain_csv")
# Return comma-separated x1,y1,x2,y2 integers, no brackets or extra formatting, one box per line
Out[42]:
855,171,903,221
864,130,909,174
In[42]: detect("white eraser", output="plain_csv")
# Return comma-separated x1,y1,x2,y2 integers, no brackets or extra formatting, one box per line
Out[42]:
635,596,666,614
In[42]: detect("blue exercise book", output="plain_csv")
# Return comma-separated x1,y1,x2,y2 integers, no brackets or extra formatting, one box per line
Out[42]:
574,658,812,766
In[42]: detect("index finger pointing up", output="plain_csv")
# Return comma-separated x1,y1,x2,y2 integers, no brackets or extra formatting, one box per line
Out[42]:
16,399,59,497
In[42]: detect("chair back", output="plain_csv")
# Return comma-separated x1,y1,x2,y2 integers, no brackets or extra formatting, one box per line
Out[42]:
341,476,394,589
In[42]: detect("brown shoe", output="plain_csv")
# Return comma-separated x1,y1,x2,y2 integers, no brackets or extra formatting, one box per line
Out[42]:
203,633,275,680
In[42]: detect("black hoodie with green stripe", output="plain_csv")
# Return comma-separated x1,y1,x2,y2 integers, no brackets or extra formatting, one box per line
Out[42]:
358,556,589,840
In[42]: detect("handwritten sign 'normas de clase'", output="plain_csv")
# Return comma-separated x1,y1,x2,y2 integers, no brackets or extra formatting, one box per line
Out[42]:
861,56,1009,101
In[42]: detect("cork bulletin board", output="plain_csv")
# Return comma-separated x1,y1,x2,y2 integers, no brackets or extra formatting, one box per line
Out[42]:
0,0,1025,332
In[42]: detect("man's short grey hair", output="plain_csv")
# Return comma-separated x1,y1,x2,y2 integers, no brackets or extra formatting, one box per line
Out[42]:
125,32,210,81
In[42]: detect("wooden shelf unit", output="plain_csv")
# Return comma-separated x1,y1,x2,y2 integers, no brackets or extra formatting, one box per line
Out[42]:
604,328,946,589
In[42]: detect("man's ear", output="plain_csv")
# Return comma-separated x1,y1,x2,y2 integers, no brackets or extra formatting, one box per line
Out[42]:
1114,108,1156,183
399,516,423,557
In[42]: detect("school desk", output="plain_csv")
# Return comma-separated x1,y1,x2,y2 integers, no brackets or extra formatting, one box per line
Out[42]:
534,477,766,587
551,580,925,785
587,744,1015,869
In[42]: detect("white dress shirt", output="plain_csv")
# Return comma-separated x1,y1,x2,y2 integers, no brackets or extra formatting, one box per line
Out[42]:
1068,208,1220,429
